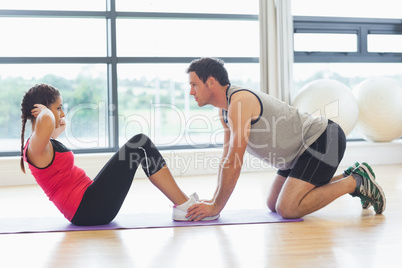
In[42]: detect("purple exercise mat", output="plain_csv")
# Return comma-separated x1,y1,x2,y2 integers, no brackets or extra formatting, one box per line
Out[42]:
0,209,302,234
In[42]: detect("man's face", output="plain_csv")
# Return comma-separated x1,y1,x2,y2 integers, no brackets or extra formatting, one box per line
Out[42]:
188,71,210,107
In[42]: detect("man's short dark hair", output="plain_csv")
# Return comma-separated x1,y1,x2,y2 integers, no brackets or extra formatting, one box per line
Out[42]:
186,57,230,86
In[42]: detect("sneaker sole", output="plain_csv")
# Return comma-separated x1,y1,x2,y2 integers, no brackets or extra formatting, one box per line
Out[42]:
173,216,219,222
348,162,372,209
361,162,376,179
358,164,386,214
361,162,375,209
173,214,220,222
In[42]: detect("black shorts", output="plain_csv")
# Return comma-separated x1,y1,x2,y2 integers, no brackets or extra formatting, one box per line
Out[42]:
277,120,346,186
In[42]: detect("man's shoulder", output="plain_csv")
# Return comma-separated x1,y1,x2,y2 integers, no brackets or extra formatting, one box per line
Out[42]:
228,85,256,99
228,85,262,104
228,84,250,92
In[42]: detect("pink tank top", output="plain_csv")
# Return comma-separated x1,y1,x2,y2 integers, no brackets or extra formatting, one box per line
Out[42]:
24,139,93,221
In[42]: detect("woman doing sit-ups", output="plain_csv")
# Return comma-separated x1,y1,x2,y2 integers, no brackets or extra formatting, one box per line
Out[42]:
20,84,218,225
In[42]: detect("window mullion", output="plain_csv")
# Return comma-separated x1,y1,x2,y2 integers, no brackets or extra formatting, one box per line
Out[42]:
359,26,369,56
106,0,119,151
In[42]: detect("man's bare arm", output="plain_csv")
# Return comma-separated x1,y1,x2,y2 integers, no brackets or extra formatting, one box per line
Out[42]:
186,91,258,220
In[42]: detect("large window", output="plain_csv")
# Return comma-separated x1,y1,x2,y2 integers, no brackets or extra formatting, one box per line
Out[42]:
0,0,259,156
117,63,260,148
291,0,402,139
0,64,108,152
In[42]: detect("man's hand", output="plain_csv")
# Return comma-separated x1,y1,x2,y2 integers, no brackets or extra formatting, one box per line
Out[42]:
186,202,220,221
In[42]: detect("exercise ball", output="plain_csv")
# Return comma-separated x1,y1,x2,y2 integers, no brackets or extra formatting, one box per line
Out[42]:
353,77,402,142
292,79,359,136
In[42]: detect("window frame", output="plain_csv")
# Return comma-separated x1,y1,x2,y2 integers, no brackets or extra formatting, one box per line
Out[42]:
0,1,259,156
293,15,402,142
293,16,402,63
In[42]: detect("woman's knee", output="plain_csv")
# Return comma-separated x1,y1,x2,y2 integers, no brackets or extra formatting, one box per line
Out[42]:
129,133,151,145
124,134,156,154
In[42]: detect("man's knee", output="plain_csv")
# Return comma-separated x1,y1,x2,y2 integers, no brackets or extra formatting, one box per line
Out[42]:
275,202,301,219
266,196,277,212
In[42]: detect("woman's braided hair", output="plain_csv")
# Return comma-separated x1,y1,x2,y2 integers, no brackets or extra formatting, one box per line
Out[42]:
20,84,60,173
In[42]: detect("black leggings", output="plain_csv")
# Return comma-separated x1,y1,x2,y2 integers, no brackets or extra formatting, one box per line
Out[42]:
71,134,166,226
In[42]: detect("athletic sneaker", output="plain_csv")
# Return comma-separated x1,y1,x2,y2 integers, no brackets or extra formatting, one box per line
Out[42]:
351,162,386,214
172,193,220,221
344,162,373,209
343,162,360,177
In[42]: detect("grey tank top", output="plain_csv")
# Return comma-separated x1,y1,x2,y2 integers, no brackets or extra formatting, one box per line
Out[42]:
223,85,328,170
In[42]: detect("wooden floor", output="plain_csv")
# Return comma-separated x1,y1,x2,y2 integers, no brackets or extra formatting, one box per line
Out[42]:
1,164,402,268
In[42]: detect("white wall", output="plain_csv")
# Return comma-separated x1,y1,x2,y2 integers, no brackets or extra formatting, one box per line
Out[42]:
2,140,402,187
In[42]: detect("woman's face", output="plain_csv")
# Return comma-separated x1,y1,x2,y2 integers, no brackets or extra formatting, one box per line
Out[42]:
49,96,65,128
